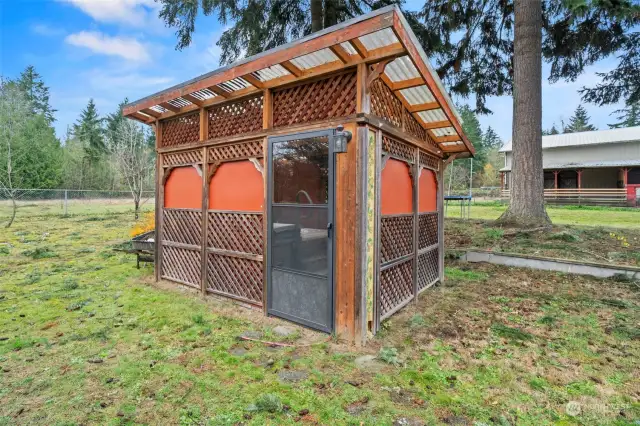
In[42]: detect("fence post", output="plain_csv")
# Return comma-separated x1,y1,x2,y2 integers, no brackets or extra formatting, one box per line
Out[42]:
64,190,68,216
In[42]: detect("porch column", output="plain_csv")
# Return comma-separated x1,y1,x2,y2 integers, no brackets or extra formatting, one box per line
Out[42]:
500,171,504,191
622,168,629,187
577,169,582,189
553,170,559,189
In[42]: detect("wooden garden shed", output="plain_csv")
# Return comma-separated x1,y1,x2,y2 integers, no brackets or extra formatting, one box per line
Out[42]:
123,6,474,343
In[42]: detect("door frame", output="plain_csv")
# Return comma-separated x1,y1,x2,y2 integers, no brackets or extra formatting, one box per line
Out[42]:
266,129,336,333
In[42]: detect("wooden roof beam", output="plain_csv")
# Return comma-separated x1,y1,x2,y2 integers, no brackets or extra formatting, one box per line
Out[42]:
242,74,266,89
408,102,440,113
329,44,353,64
349,39,369,58
159,102,181,113
207,85,230,98
181,93,204,107
127,111,154,124
433,135,461,143
422,120,451,130
140,108,161,118
280,60,303,77
153,87,261,121
392,77,424,91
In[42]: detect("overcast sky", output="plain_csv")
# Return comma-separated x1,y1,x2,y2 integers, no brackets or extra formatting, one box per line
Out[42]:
0,0,627,144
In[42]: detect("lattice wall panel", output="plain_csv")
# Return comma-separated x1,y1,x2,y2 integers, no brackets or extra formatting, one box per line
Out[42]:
163,150,202,166
382,135,414,163
425,133,440,151
161,112,200,147
380,259,414,318
380,215,414,264
371,79,403,128
418,212,438,250
417,247,439,292
273,71,357,127
404,110,427,141
162,246,201,288
162,209,202,246
208,95,263,139
209,140,263,162
420,151,440,171
207,254,263,305
207,212,263,255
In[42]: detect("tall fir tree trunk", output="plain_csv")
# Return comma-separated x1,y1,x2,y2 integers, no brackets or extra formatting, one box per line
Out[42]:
311,0,323,32
324,0,338,28
497,0,551,228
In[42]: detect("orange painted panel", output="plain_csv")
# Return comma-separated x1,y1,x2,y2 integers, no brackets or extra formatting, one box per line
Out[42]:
209,160,263,211
381,158,413,215
164,166,202,209
418,168,437,212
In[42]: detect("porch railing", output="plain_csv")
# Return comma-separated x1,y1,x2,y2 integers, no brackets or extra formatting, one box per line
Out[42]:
500,188,627,205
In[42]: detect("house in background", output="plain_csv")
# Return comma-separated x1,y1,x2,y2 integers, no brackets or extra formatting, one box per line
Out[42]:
500,126,640,206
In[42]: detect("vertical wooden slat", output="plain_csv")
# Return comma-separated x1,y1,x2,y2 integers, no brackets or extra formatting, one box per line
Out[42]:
335,122,358,341
356,63,370,114
438,160,445,284
199,107,208,142
373,130,382,333
412,147,419,301
200,146,208,295
354,125,367,345
263,89,273,129
154,120,162,282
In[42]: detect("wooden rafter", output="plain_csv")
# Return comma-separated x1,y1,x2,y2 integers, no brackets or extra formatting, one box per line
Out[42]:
181,93,203,106
349,39,369,58
433,135,461,143
329,44,352,63
159,102,181,113
422,120,450,130
141,108,161,118
392,78,424,91
280,60,303,77
208,85,230,98
242,74,265,89
408,102,440,113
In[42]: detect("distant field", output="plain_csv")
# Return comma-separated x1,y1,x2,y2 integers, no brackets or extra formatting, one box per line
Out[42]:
445,202,640,229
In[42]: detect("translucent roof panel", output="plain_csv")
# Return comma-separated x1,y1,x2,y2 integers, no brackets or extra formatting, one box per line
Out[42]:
399,85,436,105
340,41,358,55
291,48,339,70
358,28,398,50
254,64,291,81
384,56,420,82
432,127,458,137
418,109,446,123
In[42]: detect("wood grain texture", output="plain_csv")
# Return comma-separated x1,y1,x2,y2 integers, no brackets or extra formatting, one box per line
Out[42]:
334,122,358,341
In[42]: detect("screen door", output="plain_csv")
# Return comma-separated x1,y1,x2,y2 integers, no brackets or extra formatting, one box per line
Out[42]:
267,130,335,332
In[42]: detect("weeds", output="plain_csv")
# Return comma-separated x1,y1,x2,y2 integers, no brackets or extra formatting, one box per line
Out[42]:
62,278,79,290
248,394,283,413
21,246,57,259
378,347,401,365
490,323,533,341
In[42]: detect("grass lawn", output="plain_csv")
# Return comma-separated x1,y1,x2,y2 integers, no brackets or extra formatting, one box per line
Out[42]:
446,219,640,267
1,212,639,425
445,202,640,229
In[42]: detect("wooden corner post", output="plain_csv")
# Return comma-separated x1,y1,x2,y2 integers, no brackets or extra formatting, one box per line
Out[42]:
155,119,163,282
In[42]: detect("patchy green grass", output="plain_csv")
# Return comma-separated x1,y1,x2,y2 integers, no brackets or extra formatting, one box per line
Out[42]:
1,214,639,425
446,218,640,267
446,201,640,229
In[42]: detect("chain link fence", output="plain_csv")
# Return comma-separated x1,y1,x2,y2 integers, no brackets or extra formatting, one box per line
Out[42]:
0,189,155,223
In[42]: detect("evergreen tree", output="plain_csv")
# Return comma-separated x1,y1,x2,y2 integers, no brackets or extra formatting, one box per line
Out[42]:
542,124,560,135
105,98,128,149
564,105,597,133
16,66,56,124
608,101,640,128
73,99,105,160
482,126,502,150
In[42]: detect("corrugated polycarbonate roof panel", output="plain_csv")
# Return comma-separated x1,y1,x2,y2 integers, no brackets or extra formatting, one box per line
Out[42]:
219,77,250,92
150,105,167,113
418,109,446,123
358,28,398,50
254,64,291,81
340,41,357,55
291,48,339,70
399,85,436,105
191,89,216,100
432,127,457,137
384,56,420,82
168,98,191,108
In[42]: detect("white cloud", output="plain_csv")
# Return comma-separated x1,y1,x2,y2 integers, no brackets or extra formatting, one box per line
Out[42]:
65,31,151,62
85,69,173,90
61,0,157,26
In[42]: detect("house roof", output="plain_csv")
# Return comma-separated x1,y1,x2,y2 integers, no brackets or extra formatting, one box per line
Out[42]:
123,6,474,155
500,126,640,152
500,159,640,172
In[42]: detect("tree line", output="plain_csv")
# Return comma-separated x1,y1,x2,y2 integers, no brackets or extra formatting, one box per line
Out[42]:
542,102,640,135
0,66,155,226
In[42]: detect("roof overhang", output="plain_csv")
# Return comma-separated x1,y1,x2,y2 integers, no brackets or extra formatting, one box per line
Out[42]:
123,6,474,155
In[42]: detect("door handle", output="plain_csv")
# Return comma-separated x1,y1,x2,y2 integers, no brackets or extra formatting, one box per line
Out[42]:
327,222,333,238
